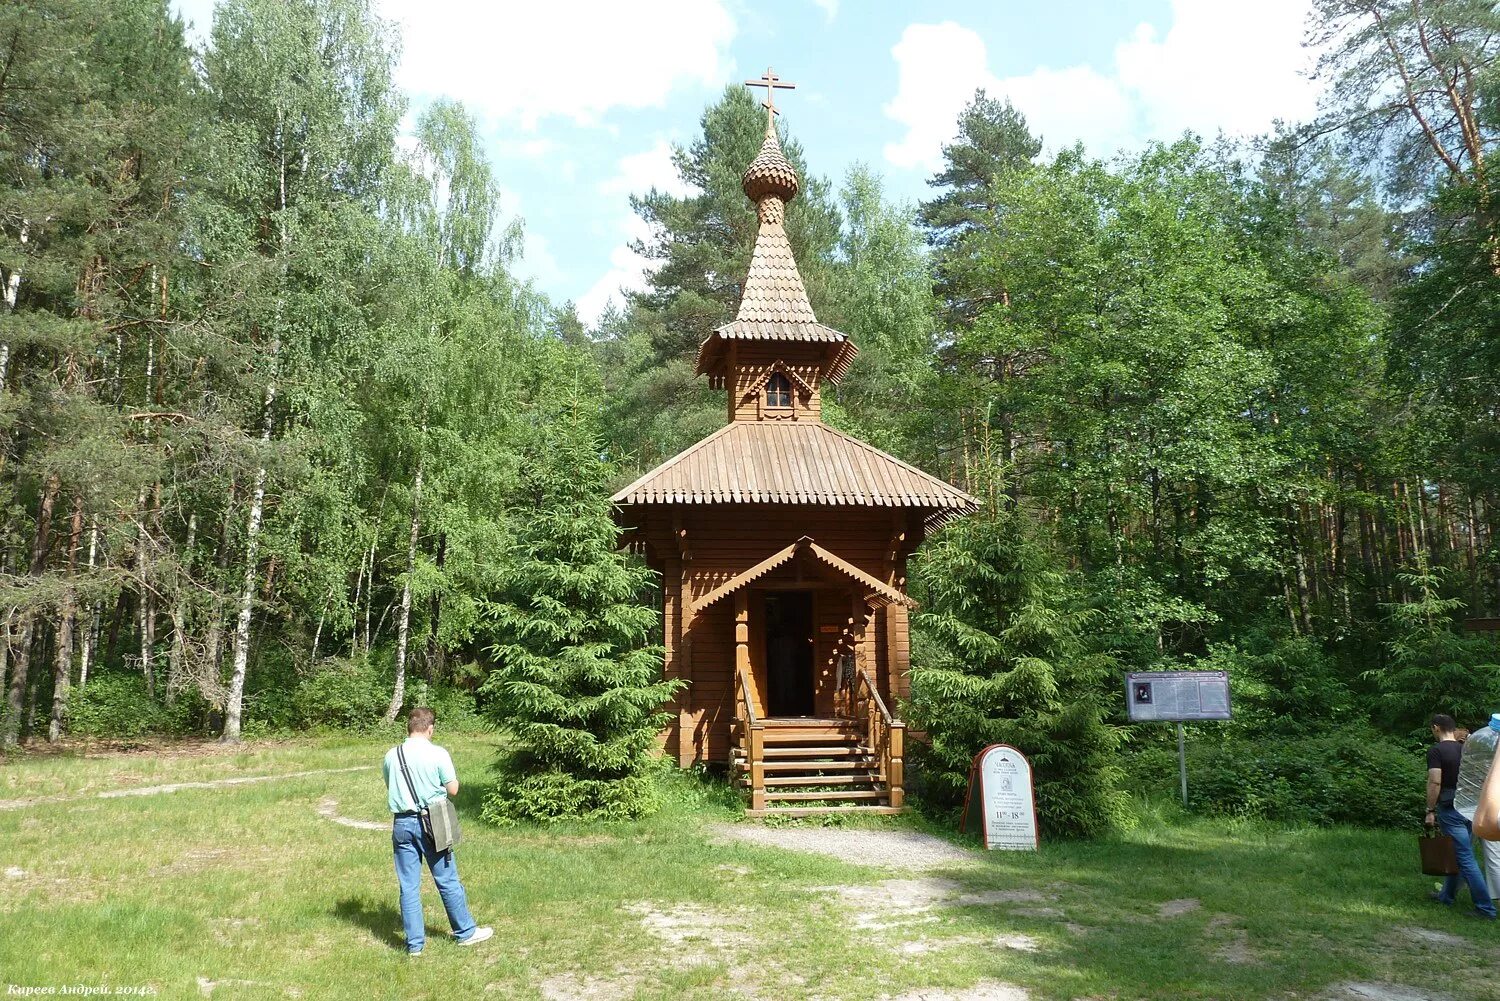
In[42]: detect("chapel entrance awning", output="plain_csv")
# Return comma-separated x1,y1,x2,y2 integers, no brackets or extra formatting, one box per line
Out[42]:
693,536,916,613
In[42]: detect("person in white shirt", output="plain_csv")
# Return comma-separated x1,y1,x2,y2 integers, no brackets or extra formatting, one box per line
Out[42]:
382,706,493,955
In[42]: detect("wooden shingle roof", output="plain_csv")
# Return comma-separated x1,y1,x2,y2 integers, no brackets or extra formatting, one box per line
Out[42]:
694,124,858,385
611,421,978,525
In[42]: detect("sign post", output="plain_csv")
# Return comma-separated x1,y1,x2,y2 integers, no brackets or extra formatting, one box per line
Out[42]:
1176,722,1188,807
1125,670,1232,809
961,744,1038,851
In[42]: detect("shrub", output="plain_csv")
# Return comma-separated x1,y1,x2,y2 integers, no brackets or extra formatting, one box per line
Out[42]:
401,679,490,734
291,658,388,730
908,493,1128,839
480,412,681,824
66,673,180,738
1124,729,1423,827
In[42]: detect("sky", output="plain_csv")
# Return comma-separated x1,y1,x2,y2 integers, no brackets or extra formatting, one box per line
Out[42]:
168,0,1325,325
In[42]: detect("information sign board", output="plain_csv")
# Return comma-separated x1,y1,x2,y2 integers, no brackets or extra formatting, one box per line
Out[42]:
1125,671,1232,722
961,744,1038,851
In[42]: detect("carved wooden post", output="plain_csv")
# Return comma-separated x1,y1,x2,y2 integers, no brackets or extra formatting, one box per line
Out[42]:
675,516,695,766
888,722,905,809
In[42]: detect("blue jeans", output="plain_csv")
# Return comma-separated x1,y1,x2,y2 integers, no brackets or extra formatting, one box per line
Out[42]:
1437,804,1497,917
392,814,477,952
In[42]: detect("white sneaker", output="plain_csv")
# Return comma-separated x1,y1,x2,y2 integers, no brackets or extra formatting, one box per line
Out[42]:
458,926,493,946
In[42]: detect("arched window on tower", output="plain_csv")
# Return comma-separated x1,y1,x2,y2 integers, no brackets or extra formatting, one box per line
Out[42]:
766,372,792,409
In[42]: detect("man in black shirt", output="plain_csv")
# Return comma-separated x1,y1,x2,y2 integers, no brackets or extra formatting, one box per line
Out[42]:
1428,713,1496,918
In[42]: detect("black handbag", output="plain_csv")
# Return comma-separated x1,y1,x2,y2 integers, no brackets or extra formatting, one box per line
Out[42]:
396,745,461,854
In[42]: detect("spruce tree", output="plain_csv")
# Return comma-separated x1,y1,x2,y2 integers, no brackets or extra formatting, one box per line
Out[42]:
480,396,681,822
909,468,1126,839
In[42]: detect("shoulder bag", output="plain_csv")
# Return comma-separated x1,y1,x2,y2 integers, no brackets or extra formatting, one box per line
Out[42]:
1418,826,1458,876
396,745,462,854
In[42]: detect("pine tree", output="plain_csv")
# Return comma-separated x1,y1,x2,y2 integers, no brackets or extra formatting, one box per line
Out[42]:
480,393,681,822
909,467,1126,839
918,89,1042,329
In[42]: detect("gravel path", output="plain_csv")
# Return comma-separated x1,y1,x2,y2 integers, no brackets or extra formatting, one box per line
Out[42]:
708,822,979,870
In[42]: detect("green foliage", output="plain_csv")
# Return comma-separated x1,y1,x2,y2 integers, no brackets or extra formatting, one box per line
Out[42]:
480,404,682,824
401,677,490,734
290,659,389,730
1126,730,1424,828
66,673,195,739
1198,629,1359,737
908,476,1128,839
1374,565,1500,737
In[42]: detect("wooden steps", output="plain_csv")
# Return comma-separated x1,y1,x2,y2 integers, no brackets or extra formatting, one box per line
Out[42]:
745,805,904,818
764,789,886,802
759,759,869,772
732,716,901,816
762,774,879,786
760,745,866,758
760,727,861,743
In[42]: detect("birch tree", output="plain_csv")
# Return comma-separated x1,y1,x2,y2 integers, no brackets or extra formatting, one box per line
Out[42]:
198,0,400,741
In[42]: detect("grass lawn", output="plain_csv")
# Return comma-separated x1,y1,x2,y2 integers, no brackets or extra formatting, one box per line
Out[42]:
1,732,1496,1001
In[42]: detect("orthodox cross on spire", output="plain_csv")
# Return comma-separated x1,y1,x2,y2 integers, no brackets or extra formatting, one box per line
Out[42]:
745,67,796,123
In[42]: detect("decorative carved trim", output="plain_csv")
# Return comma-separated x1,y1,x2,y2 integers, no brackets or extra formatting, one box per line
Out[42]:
738,358,816,402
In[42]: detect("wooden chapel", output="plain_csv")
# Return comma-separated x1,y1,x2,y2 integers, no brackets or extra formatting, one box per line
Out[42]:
612,70,977,816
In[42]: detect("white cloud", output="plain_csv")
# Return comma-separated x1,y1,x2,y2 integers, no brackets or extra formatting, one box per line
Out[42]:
882,22,992,171
379,0,737,129
514,230,564,290
169,0,214,48
599,140,696,199
812,0,838,23
883,0,1318,171
495,137,557,159
577,141,700,324
577,216,656,326
992,64,1136,158
1115,0,1318,139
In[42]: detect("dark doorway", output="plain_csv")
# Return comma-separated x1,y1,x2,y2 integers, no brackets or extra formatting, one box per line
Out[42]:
765,590,815,716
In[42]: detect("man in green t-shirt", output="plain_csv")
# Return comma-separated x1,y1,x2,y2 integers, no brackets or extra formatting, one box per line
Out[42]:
383,706,493,955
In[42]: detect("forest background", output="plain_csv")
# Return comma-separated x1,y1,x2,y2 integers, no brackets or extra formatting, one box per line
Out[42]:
2,0,1497,833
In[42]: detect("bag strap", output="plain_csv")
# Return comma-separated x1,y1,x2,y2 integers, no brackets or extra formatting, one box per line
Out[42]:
395,745,426,814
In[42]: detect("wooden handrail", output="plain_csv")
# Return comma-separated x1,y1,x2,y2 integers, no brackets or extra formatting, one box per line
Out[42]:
856,665,894,725
850,664,905,810
734,664,765,811
735,664,758,725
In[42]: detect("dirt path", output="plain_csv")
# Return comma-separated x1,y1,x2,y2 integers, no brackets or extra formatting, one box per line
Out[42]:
0,765,375,811
316,795,387,830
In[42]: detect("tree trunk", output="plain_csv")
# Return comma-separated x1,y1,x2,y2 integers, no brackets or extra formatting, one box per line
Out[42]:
222,380,276,744
363,537,376,653
3,472,60,746
385,463,423,722
166,512,197,707
136,488,156,699
48,499,85,742
78,520,99,688
1,220,29,391
0,610,10,710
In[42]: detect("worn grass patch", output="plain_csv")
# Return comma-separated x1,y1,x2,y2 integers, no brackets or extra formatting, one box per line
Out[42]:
0,734,1496,1000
